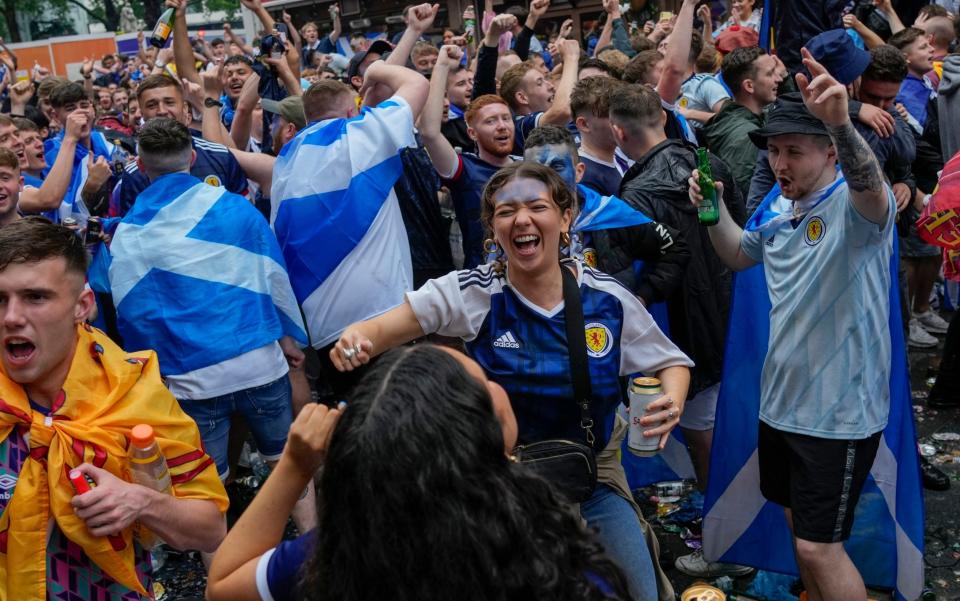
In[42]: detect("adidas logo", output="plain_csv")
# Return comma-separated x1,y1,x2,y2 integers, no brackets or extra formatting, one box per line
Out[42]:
765,235,776,246
493,331,520,349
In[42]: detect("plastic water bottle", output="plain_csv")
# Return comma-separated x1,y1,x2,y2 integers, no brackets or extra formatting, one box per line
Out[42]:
129,424,172,554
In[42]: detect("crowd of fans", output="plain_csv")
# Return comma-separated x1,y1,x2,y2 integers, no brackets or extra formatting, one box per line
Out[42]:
0,0,958,599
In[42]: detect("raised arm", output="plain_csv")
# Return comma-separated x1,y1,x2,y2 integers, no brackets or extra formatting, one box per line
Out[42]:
842,13,884,50
419,45,462,178
797,48,888,224
282,10,302,53
206,404,342,601
540,39,580,126
170,0,200,85
516,0,550,61
240,0,276,34
657,0,697,105
390,3,439,66
473,14,516,98
698,4,713,40
229,71,261,149
223,23,255,57
360,61,430,119
329,4,342,44
19,113,87,213
874,0,905,34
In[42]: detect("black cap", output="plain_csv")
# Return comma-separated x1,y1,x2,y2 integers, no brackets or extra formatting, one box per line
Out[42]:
347,40,393,79
748,93,830,148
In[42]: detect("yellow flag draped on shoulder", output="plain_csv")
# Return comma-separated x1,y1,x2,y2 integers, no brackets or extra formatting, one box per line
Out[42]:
0,324,228,600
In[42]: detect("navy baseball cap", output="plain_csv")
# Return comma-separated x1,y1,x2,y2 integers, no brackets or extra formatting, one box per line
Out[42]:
803,29,870,85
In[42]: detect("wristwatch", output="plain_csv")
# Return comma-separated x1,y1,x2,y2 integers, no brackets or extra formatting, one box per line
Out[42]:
204,97,223,108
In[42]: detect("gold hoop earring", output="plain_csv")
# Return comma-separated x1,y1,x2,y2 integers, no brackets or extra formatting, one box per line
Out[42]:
483,238,500,254
561,231,571,247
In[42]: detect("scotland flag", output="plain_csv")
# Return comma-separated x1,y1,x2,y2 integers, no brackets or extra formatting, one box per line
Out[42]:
271,97,417,348
108,173,307,376
702,196,924,600
43,130,117,224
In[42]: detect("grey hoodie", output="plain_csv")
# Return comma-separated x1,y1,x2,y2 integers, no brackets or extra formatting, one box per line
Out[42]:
938,54,960,162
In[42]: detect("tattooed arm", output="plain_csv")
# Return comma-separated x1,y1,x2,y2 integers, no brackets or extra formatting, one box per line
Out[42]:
826,120,888,224
796,48,889,225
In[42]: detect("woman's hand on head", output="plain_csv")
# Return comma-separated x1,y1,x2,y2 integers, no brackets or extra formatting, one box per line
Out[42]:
284,402,345,478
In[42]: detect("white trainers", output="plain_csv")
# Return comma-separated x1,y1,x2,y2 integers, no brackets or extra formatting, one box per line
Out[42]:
674,550,755,577
908,319,938,348
913,310,949,335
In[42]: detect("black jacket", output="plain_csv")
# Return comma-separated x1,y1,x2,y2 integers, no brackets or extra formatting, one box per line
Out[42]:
619,139,745,397
589,218,690,306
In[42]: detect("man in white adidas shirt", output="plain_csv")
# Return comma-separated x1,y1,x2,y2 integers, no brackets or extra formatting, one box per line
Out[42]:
690,49,895,600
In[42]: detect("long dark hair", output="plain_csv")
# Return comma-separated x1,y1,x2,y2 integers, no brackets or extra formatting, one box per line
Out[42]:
299,345,631,601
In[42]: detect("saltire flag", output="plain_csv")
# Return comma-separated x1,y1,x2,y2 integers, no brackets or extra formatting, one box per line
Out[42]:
574,184,652,232
702,187,924,601
42,130,117,224
107,173,306,375
271,97,416,348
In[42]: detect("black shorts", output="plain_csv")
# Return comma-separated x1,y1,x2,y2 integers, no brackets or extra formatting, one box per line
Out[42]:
757,421,881,543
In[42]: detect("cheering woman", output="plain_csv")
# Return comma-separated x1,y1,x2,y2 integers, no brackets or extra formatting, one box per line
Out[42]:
331,162,692,601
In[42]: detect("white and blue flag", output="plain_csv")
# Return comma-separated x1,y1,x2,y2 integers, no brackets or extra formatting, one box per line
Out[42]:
271,97,417,348
42,130,117,224
702,189,924,601
107,173,306,376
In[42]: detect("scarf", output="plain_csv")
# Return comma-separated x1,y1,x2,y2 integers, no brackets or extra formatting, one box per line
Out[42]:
0,324,229,600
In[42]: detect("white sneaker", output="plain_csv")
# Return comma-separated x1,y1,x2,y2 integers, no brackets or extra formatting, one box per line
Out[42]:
674,550,754,577
908,319,938,348
913,310,949,334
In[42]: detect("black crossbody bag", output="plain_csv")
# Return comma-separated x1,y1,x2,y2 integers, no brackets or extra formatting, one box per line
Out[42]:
512,265,598,503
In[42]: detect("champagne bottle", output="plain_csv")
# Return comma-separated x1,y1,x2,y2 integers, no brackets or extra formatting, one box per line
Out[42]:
150,7,175,49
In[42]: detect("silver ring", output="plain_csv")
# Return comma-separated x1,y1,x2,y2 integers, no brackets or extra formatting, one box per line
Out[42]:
668,410,676,420
341,346,356,360
353,343,362,355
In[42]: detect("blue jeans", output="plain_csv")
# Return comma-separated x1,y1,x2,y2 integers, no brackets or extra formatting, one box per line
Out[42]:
581,483,658,601
178,376,293,478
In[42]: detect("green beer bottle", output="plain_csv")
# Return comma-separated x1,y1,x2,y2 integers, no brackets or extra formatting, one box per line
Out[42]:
695,148,720,225
150,6,175,49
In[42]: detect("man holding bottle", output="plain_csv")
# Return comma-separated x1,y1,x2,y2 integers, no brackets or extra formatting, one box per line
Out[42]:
0,217,228,600
689,49,896,599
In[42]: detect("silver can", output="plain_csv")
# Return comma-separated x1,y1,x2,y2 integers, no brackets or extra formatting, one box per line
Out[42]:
627,377,662,457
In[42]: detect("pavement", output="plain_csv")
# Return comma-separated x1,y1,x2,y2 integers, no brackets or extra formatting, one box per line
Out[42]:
155,315,960,601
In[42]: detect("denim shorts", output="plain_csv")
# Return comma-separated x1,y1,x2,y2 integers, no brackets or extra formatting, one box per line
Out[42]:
178,376,293,478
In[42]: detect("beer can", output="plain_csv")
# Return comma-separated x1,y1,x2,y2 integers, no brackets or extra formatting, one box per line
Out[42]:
680,584,726,601
84,217,102,246
62,217,79,232
627,377,662,457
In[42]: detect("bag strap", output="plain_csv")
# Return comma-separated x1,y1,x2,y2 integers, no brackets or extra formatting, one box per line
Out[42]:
561,263,595,446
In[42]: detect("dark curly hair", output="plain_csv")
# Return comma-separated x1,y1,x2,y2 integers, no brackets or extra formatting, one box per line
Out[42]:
299,345,631,601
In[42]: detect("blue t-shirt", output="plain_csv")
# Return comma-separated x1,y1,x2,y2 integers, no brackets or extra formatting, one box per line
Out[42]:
578,152,625,197
255,529,315,601
443,153,515,270
407,260,693,450
896,73,935,127
513,112,543,154
113,136,247,216
680,73,731,128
